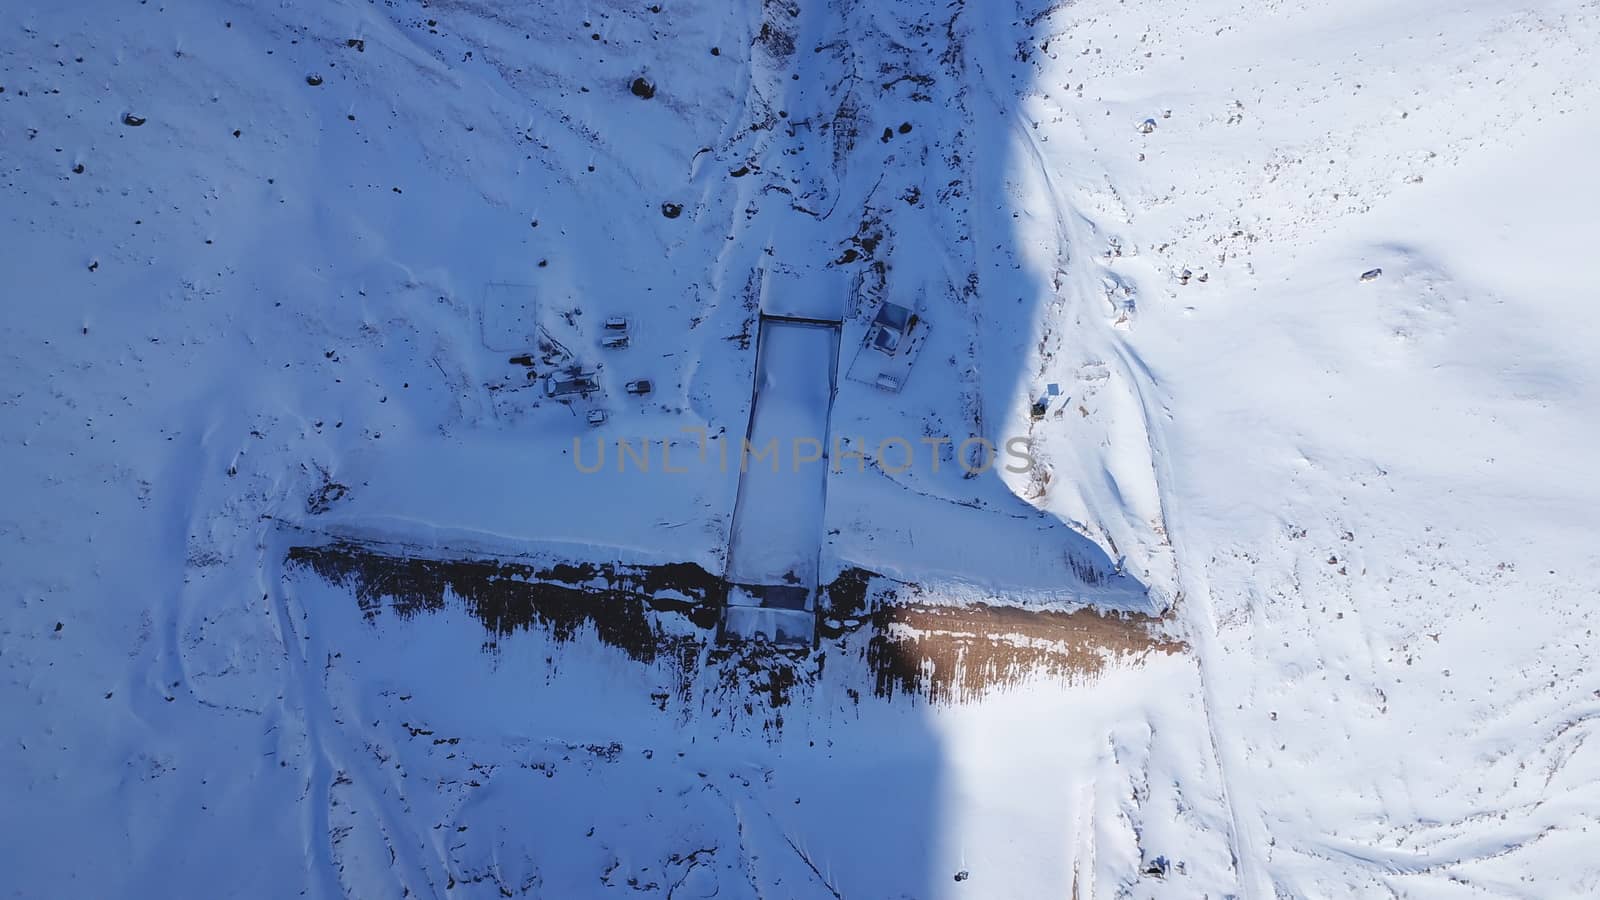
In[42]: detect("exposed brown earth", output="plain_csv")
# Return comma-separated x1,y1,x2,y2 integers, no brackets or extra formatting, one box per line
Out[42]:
284,541,1184,710
862,602,1184,704
286,541,721,658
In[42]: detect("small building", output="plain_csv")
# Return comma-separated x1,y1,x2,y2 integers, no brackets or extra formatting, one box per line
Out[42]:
543,370,600,399
845,301,929,393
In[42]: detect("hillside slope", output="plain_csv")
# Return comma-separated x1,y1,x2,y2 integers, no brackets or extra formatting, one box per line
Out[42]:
4,0,1599,896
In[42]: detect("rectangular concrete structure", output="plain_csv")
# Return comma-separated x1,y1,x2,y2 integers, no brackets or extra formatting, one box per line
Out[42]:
724,318,840,605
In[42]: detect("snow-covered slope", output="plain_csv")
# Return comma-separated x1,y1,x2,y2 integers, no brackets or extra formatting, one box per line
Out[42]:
4,0,1599,896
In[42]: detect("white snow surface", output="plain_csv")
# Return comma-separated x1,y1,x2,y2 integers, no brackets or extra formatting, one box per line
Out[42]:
5,0,1600,896
724,319,835,591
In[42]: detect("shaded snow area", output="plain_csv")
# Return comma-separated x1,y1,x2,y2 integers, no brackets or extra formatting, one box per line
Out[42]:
4,0,1600,896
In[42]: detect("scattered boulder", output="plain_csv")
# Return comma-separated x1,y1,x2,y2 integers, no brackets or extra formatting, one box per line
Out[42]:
629,76,655,99
1137,118,1156,134
121,112,146,127
1360,267,1383,283
305,73,324,86
953,870,970,882
307,478,349,514
660,202,683,219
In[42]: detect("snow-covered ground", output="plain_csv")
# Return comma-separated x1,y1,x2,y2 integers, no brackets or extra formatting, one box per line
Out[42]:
4,0,1600,896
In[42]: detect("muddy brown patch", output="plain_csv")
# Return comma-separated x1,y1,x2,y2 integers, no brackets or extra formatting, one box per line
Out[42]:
861,603,1184,704
286,542,1182,713
286,542,723,667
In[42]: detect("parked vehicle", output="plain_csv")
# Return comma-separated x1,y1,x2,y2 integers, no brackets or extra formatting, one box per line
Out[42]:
624,379,653,395
586,408,608,426
600,333,630,349
603,316,629,331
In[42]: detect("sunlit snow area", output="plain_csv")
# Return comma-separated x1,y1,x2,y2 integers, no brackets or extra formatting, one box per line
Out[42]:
4,0,1600,896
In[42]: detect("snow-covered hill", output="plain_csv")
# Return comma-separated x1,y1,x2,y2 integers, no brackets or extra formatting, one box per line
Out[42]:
4,0,1599,896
